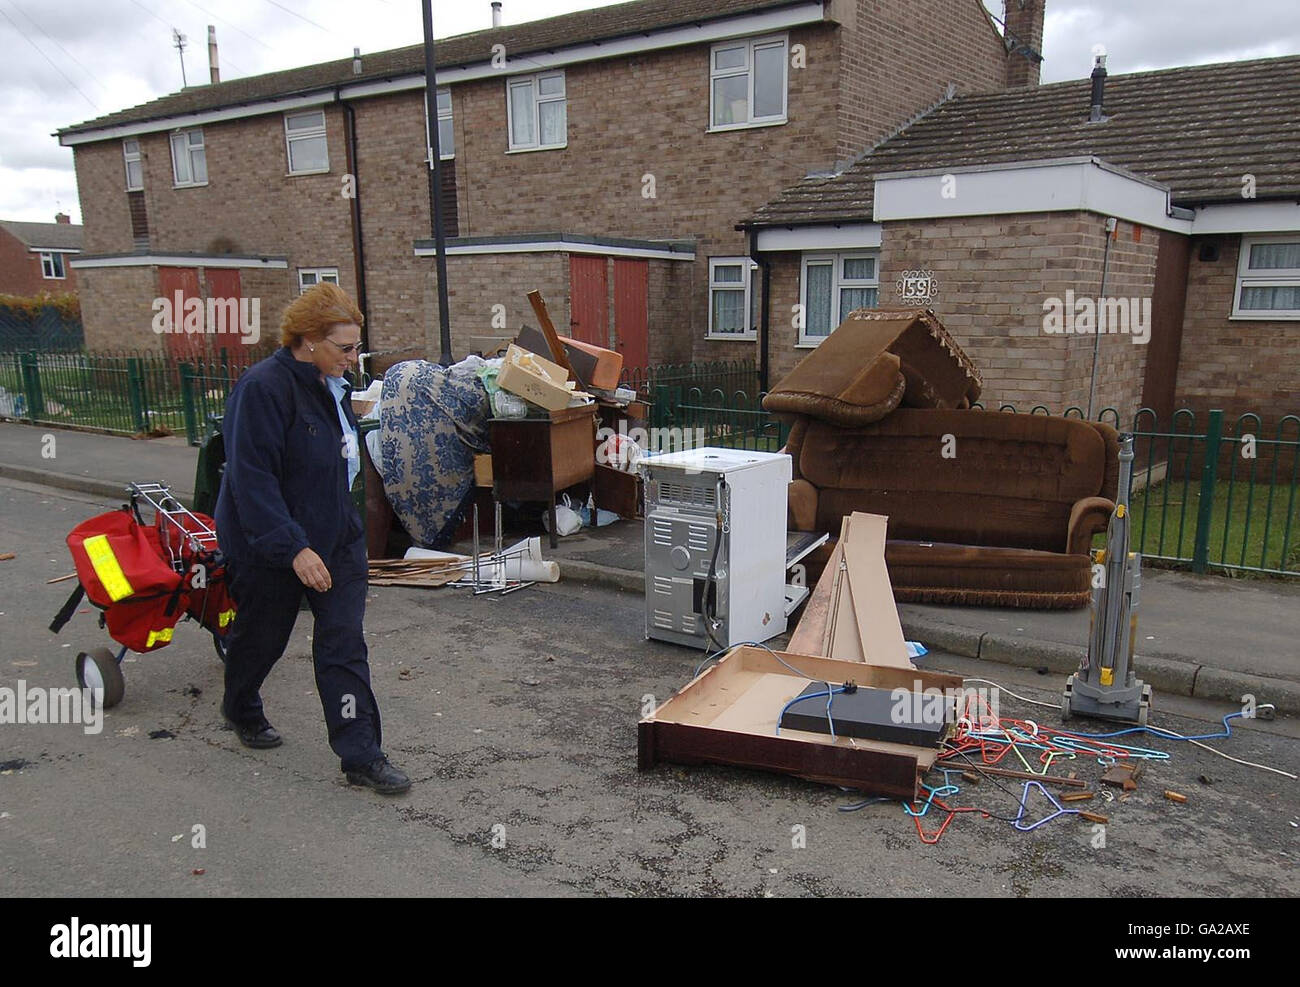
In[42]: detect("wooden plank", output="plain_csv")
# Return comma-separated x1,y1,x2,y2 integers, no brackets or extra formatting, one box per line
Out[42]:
841,513,911,668
787,541,838,657
525,289,577,380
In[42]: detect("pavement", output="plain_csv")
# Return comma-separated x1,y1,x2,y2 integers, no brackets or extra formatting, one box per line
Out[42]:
4,419,1298,714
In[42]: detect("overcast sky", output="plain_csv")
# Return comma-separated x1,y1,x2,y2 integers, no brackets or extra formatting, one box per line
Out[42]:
2,0,1297,224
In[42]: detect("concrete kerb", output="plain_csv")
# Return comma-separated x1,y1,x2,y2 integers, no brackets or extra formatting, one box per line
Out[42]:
557,558,644,595
0,463,140,503
552,559,1300,714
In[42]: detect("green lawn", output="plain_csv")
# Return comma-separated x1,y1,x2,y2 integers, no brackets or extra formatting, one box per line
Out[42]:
1118,479,1300,575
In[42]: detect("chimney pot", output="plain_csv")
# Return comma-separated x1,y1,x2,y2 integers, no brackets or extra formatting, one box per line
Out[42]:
353,47,362,75
1089,44,1108,122
55,212,70,224
208,25,220,84
492,2,502,28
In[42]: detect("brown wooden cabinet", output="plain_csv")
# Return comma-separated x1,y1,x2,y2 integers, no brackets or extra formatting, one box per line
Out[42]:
489,404,597,547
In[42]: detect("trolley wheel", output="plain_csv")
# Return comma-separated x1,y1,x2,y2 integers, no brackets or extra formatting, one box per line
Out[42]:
212,633,228,665
76,647,125,709
1060,695,1072,721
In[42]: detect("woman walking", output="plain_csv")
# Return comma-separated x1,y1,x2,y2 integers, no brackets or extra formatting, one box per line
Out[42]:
215,283,409,794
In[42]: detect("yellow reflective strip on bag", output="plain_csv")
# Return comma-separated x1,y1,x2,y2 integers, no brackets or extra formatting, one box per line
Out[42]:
83,534,135,602
218,609,236,628
145,627,175,648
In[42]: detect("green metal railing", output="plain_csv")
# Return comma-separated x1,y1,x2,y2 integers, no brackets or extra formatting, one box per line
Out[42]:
650,385,789,452
1,348,374,447
620,359,759,401
0,349,256,442
1127,409,1300,577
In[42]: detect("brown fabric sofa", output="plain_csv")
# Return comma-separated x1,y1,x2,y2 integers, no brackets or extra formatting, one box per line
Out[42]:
787,410,1120,609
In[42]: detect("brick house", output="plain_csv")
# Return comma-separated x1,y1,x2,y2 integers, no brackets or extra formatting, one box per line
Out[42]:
0,215,82,296
742,52,1300,428
57,0,1042,367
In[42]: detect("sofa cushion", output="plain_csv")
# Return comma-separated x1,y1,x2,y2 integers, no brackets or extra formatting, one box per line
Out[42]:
763,308,981,426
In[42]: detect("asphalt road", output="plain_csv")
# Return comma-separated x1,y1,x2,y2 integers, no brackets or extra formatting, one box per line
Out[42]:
2,479,1297,897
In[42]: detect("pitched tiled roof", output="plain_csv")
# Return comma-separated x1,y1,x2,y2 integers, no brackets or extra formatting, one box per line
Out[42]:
0,220,84,251
60,0,808,136
748,53,1300,226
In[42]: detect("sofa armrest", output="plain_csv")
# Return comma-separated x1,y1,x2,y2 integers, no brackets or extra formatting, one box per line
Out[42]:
1067,496,1115,555
788,478,819,532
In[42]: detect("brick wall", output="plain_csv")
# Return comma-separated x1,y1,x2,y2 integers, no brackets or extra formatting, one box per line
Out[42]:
77,267,159,350
73,141,136,255
761,211,1158,414
444,252,570,358
350,91,432,354
1058,219,1158,422
834,0,1009,162
1176,235,1300,426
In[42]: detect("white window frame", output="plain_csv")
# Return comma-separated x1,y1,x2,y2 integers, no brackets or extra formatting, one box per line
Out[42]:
707,257,759,340
505,71,567,152
284,109,330,176
709,34,788,132
123,139,143,191
799,251,880,346
298,267,340,293
40,252,66,279
423,88,455,162
169,128,207,187
1232,233,1300,320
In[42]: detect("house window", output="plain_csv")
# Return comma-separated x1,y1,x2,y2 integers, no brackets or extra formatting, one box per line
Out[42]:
170,129,207,186
298,268,339,292
285,110,329,174
123,139,143,191
40,252,66,279
506,71,566,151
423,88,455,160
800,252,879,344
1233,235,1300,319
708,258,759,339
710,35,788,130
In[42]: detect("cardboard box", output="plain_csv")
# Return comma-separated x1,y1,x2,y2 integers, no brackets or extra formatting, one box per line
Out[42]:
498,344,575,412
473,454,493,488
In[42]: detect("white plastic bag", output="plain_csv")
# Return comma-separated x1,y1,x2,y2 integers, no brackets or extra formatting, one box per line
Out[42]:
542,494,583,536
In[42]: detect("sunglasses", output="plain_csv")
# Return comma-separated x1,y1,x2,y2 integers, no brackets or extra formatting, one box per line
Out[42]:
321,337,362,355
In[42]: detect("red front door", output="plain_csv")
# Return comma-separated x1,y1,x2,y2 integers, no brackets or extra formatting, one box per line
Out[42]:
569,255,609,348
203,268,244,361
613,259,649,371
157,267,203,361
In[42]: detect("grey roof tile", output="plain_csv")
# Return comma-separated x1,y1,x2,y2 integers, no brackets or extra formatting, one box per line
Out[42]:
749,53,1300,226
